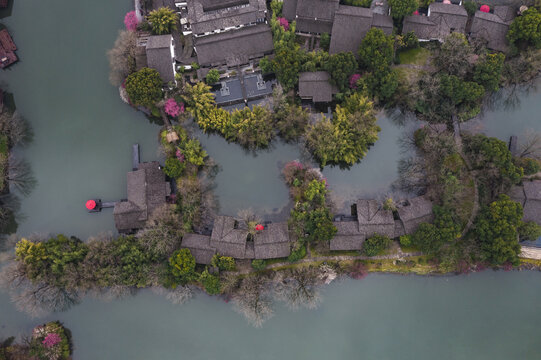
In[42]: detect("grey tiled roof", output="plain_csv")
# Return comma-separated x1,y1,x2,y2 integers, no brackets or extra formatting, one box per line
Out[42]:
396,196,434,235
470,7,515,52
146,35,176,83
298,71,338,103
188,0,266,34
254,222,291,259
181,233,216,264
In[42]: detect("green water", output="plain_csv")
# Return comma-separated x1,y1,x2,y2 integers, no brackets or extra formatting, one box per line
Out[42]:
2,0,541,358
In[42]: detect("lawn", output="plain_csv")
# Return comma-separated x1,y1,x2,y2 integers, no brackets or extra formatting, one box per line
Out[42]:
398,47,431,66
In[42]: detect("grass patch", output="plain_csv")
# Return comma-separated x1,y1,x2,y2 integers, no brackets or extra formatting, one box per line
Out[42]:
398,47,431,66
520,258,541,266
363,257,438,275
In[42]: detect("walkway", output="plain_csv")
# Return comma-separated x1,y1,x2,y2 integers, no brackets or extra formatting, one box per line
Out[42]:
520,245,541,260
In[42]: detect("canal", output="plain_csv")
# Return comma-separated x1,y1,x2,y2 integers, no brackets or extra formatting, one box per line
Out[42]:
0,0,540,358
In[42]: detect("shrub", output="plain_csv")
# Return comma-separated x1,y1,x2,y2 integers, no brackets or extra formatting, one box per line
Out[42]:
211,255,236,271
251,259,267,271
320,32,330,51
362,234,391,256
164,98,182,117
288,244,306,262
516,157,540,175
164,157,185,179
124,11,139,31
200,269,221,295
399,235,412,247
463,1,477,16
519,221,541,241
125,68,163,107
147,7,178,35
169,248,196,285
206,69,220,84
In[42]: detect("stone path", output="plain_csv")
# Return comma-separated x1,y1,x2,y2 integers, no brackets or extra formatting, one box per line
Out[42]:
520,246,541,260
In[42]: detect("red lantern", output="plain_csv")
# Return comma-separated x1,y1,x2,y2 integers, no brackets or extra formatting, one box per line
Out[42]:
86,200,96,210
480,4,490,12
255,224,264,231
413,10,419,15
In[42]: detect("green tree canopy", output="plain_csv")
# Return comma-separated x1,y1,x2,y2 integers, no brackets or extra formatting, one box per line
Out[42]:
362,234,392,256
507,8,541,48
147,7,178,35
473,53,505,92
475,195,523,265
358,28,395,71
440,74,485,106
389,0,418,19
206,69,220,84
125,67,163,107
433,33,473,77
169,248,196,285
323,52,358,91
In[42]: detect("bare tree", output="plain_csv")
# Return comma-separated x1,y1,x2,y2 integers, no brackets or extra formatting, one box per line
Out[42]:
519,132,541,159
232,275,274,327
0,111,32,146
7,156,36,196
107,30,137,86
273,267,322,310
152,285,194,305
137,204,183,258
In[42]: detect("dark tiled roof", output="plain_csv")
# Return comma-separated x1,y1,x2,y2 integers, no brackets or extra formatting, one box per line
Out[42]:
356,199,395,238
282,0,298,21
470,8,514,52
372,13,393,33
330,221,365,251
429,2,467,16
146,35,176,83
404,3,467,41
254,222,291,259
210,216,249,258
403,15,438,41
181,233,216,264
194,24,273,67
298,71,338,103
113,161,170,233
288,0,340,34
396,195,434,235
524,180,541,201
509,181,541,225
329,6,373,55
509,184,526,206
188,0,266,34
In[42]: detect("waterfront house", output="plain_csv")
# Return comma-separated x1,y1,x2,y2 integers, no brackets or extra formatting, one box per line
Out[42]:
403,2,468,41
254,222,291,259
146,35,176,83
356,199,395,238
0,0,7,8
396,195,434,235
209,216,250,259
113,161,171,233
298,72,338,103
0,29,18,69
181,233,216,264
330,220,365,251
283,0,340,34
186,0,273,68
510,180,541,226
329,5,392,57
469,6,515,52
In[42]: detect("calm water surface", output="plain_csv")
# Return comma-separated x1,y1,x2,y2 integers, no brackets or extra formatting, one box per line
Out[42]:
1,0,541,358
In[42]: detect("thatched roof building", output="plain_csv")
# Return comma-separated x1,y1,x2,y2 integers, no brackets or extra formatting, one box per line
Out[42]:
146,35,176,83
194,24,274,67
356,199,395,238
330,221,365,251
329,5,392,57
298,71,338,103
254,222,291,259
283,0,340,34
210,216,250,258
403,3,467,41
470,6,515,52
396,195,434,235
181,233,216,264
113,162,171,233
187,0,267,36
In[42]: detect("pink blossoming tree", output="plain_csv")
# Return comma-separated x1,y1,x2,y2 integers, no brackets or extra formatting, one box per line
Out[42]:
164,98,182,117
349,74,361,89
124,11,139,31
42,333,62,348
277,17,289,31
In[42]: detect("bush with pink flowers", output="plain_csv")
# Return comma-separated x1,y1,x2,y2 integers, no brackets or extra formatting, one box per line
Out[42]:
277,17,289,31
124,11,139,31
164,98,183,117
349,73,361,89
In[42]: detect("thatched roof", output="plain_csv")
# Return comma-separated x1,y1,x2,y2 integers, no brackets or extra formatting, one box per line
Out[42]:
523,180,541,225
285,0,340,34
356,199,395,238
298,71,338,103
254,222,291,259
397,195,434,235
181,233,216,264
470,7,515,52
187,0,266,35
330,221,365,251
194,24,273,67
146,35,175,83
210,216,249,258
113,161,170,233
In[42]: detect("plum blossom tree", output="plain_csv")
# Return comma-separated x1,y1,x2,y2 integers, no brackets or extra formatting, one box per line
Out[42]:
164,98,182,117
277,17,289,31
42,333,62,348
124,11,139,31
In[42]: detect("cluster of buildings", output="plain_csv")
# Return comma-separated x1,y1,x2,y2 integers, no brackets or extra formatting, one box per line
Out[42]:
0,29,17,69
